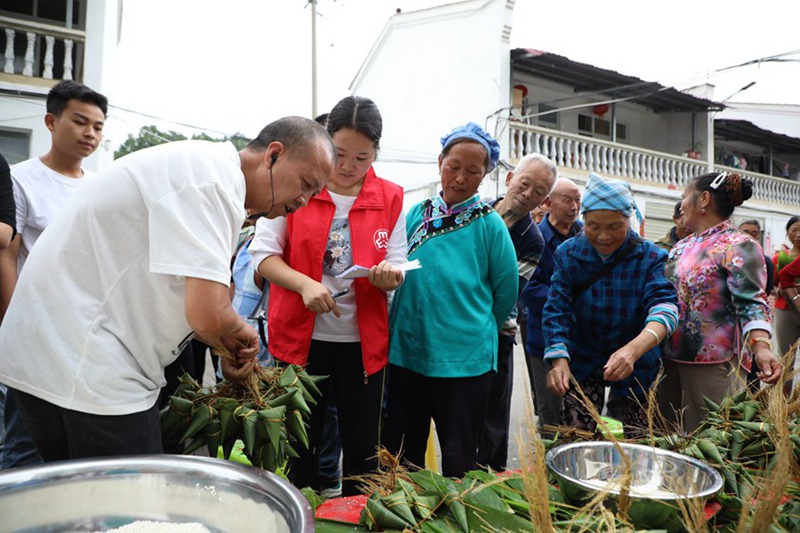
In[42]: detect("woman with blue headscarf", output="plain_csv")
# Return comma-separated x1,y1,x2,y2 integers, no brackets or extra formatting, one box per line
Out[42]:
542,172,678,437
384,123,518,477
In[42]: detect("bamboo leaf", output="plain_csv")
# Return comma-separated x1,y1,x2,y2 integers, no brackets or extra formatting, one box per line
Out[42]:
179,402,211,443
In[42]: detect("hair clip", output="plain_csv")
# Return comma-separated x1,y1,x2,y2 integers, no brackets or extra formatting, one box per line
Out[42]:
709,171,728,190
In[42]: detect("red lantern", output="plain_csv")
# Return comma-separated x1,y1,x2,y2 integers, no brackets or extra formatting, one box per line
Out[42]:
592,104,610,117
513,84,528,98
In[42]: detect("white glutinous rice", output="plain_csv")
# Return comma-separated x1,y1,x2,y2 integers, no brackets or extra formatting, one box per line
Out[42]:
104,521,212,533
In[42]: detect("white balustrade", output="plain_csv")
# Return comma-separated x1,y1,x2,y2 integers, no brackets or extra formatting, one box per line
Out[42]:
63,39,74,80
22,32,35,76
0,16,85,81
43,35,55,79
509,122,800,207
3,28,14,73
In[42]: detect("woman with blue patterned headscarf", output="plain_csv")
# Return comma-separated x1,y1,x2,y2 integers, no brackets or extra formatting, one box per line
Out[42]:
384,123,518,477
542,172,678,437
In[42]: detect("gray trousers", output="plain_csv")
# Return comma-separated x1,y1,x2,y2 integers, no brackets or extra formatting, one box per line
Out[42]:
658,359,746,433
527,356,562,438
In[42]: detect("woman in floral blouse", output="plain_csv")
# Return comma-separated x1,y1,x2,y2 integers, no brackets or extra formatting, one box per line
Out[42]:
660,172,782,432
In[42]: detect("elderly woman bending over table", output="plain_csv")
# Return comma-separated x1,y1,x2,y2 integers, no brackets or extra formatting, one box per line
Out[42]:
384,123,518,478
543,172,678,437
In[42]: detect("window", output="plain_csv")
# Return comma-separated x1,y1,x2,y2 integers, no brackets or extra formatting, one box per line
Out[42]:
1,0,86,29
578,114,592,133
594,118,610,137
0,129,32,165
537,103,558,127
577,114,628,141
644,201,677,242
616,123,628,141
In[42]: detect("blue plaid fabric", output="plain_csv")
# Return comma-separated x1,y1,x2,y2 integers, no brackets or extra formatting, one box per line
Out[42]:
581,172,643,225
542,231,678,397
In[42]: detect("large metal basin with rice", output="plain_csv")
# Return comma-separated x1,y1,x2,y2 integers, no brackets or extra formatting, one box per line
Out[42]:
0,455,313,532
546,441,723,531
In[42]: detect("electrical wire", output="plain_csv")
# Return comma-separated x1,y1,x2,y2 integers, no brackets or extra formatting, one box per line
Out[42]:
108,104,230,136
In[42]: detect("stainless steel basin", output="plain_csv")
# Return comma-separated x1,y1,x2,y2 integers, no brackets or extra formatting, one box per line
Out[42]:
0,455,313,532
546,441,723,531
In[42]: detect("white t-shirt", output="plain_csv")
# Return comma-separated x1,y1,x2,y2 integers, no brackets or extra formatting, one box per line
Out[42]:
11,157,90,272
250,190,406,342
0,141,245,415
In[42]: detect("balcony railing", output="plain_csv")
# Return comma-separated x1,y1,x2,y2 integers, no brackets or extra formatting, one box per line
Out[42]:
509,122,800,208
1,15,85,82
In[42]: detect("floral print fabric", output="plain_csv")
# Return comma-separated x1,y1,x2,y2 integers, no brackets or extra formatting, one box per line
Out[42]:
664,219,771,370
406,193,494,257
322,218,353,277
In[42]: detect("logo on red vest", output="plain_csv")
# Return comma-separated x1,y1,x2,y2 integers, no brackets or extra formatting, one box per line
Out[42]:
373,229,389,251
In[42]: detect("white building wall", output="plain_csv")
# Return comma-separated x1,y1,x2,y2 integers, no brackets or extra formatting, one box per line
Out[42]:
77,0,122,171
351,0,514,203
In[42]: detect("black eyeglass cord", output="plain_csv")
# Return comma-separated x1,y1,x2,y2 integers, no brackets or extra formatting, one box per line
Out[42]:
247,163,276,220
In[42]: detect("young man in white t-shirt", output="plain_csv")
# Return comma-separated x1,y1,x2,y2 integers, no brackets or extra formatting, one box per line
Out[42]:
0,80,107,469
0,116,335,462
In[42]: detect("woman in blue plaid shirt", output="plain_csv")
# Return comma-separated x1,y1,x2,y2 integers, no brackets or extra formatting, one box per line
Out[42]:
542,173,678,436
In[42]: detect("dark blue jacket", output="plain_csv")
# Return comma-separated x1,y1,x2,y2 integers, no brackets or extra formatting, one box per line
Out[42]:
521,213,582,357
541,231,677,397
491,197,545,341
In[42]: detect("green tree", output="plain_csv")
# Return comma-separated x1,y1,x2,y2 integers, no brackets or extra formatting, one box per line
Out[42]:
114,125,251,159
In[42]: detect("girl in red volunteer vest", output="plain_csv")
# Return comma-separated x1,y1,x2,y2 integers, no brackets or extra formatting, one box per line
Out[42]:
249,96,405,495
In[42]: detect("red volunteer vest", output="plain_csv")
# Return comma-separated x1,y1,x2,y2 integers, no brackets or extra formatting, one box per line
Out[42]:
267,168,403,376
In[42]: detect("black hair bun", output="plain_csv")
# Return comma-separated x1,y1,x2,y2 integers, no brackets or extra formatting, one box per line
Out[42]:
739,177,753,204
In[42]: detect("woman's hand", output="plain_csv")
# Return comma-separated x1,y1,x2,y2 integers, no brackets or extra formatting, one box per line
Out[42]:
753,346,782,385
603,345,638,382
369,260,404,291
299,280,341,317
546,359,571,397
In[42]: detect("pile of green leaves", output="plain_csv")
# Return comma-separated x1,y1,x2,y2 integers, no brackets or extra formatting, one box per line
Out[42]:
160,365,323,472
313,378,800,533
636,389,800,531
316,468,631,533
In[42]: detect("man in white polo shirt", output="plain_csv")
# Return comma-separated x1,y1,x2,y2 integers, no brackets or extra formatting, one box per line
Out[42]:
0,116,335,462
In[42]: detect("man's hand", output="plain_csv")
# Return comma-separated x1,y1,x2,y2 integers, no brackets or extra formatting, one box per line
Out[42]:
299,279,341,317
221,355,258,383
220,322,260,362
546,358,571,397
369,260,403,291
603,344,638,382
216,322,259,383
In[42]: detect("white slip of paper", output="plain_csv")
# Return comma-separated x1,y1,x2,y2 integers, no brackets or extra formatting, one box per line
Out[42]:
335,259,421,279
